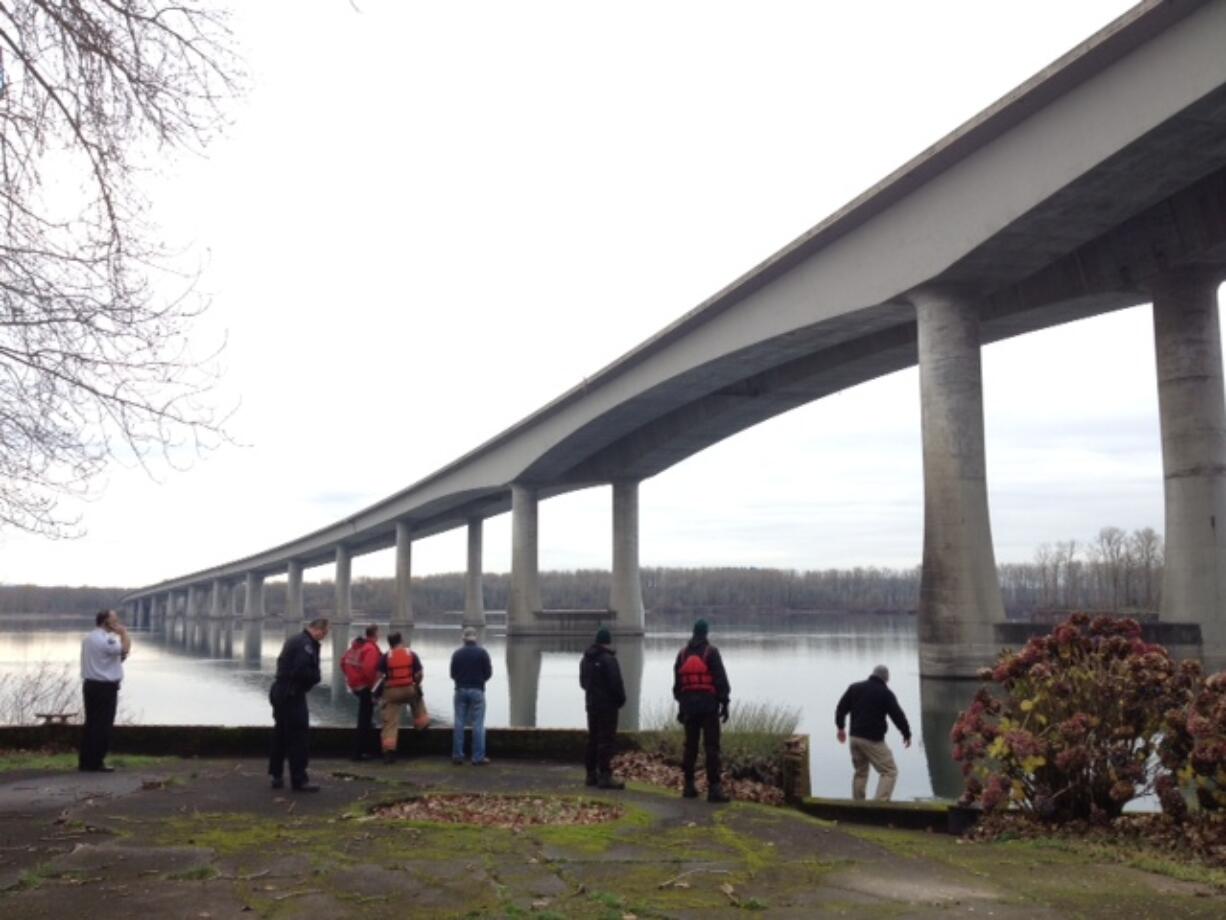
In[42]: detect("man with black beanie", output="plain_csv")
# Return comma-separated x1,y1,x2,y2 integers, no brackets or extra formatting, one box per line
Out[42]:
579,625,626,789
673,619,731,802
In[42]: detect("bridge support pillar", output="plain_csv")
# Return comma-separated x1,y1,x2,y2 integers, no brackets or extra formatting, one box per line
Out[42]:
243,572,264,662
464,518,486,627
285,560,304,635
210,579,223,619
610,480,645,634
244,572,265,620
394,522,414,629
332,545,353,671
1153,268,1226,666
912,285,1006,677
508,484,542,634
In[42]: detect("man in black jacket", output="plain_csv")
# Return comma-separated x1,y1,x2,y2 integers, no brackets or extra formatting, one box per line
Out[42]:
673,619,731,803
835,664,911,801
579,626,626,789
268,617,329,792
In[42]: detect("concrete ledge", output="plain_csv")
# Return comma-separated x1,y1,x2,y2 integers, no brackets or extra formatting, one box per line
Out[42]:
796,796,979,835
0,724,599,761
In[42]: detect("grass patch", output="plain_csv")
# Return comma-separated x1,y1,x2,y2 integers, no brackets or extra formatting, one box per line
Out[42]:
0,751,171,772
531,800,653,854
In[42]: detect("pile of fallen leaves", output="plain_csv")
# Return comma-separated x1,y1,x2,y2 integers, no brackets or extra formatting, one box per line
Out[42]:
967,809,1226,869
373,794,623,829
612,751,785,806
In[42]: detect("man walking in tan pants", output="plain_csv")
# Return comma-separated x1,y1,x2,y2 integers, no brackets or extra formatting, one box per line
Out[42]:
835,664,911,801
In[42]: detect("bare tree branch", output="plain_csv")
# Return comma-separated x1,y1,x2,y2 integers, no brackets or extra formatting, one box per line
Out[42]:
0,1,241,537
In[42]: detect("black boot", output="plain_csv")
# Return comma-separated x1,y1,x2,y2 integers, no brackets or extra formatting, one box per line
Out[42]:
707,784,730,803
585,770,599,787
597,772,625,790
682,774,698,799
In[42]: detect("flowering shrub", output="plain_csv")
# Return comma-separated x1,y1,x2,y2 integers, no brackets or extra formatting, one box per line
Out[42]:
952,613,1185,822
1160,671,1226,813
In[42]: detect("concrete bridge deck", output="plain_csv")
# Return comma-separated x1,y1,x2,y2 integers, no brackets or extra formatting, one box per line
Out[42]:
125,0,1226,671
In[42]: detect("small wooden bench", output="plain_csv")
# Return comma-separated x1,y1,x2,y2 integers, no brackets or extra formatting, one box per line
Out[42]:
34,712,77,725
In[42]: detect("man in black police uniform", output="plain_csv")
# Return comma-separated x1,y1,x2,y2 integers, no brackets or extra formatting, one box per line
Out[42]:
268,617,329,792
579,625,627,789
673,618,732,802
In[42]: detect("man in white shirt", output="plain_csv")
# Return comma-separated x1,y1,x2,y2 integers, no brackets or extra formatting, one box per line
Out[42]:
79,609,130,772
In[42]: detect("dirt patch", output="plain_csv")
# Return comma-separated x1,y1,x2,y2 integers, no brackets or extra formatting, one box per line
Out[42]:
372,793,623,829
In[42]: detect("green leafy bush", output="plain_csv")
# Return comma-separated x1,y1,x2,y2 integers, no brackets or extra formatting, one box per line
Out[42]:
952,613,1186,822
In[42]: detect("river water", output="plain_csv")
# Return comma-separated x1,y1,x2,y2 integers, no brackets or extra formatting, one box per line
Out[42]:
0,614,976,801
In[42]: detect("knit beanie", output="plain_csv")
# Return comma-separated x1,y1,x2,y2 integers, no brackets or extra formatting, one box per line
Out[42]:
595,626,612,645
692,618,709,639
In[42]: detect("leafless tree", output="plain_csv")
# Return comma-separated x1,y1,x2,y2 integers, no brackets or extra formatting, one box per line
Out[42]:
0,661,76,724
1128,526,1163,609
0,2,240,536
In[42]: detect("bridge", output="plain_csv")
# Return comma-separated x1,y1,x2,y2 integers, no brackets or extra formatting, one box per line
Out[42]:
124,0,1226,676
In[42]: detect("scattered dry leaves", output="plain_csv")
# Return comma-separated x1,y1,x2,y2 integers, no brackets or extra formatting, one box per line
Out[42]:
612,751,785,805
969,810,1226,869
372,794,622,830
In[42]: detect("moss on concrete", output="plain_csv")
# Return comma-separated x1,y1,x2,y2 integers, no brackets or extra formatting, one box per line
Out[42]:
0,752,169,773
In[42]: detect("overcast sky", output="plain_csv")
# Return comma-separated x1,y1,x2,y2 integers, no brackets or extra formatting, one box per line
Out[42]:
3,0,1217,590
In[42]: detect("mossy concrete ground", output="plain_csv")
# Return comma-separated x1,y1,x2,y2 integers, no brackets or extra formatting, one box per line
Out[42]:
0,753,1221,918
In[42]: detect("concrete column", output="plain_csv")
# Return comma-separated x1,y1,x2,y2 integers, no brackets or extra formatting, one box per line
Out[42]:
285,560,304,632
506,638,543,727
508,484,542,633
1153,268,1226,664
464,518,486,627
162,592,173,631
229,580,241,619
393,522,414,629
210,579,223,619
243,572,265,620
185,586,199,620
335,545,352,624
610,480,646,634
911,285,1006,676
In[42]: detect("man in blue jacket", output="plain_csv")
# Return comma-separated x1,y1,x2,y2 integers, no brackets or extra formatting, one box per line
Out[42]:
450,627,493,765
835,664,912,801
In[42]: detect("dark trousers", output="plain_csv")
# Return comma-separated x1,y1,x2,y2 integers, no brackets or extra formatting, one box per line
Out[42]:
585,707,619,775
269,687,310,785
682,711,722,786
354,688,378,758
79,680,119,770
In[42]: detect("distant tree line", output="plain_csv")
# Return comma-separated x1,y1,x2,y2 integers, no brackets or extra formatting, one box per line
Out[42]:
1,525,1163,619
0,585,127,616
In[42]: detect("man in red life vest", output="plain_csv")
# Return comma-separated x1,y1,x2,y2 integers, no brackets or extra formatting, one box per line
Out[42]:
579,625,627,789
673,619,732,802
340,624,381,761
378,631,424,764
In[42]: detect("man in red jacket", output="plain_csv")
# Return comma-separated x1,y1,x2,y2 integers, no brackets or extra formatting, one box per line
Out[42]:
340,624,382,760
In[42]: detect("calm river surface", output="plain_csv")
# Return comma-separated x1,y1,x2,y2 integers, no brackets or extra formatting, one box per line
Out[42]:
0,614,975,801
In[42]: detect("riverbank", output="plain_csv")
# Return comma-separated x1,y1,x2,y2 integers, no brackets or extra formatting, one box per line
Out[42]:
0,753,1222,918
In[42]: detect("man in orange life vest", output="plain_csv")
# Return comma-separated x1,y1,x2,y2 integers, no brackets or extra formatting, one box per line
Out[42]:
673,619,732,802
378,631,424,764
580,625,627,789
340,624,381,761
